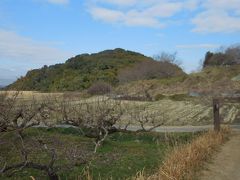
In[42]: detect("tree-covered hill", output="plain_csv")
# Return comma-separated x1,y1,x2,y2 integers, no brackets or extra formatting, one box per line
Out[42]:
7,48,185,91
203,45,240,67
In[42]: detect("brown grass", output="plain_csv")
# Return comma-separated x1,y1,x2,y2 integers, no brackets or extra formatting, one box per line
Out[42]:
132,127,231,180
156,127,230,180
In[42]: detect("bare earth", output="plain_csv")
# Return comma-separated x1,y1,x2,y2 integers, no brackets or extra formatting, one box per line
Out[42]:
200,130,240,180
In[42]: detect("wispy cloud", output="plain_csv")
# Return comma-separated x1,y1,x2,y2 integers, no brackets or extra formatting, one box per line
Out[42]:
87,0,240,33
87,0,199,28
46,0,69,5
176,43,219,49
191,0,240,33
0,29,72,64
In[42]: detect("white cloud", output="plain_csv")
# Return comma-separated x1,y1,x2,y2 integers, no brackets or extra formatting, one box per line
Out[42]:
142,2,183,18
89,6,164,27
88,0,199,28
98,0,137,6
46,0,69,5
88,0,240,33
90,7,124,23
176,43,220,49
191,0,240,33
0,29,72,64
192,10,240,33
203,0,240,10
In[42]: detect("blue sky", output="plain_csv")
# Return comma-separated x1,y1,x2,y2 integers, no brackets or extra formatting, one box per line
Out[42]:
0,0,240,85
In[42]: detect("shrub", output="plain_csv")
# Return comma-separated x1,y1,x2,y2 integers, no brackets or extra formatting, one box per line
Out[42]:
168,94,189,101
154,94,166,101
118,59,184,83
87,81,112,95
158,127,231,180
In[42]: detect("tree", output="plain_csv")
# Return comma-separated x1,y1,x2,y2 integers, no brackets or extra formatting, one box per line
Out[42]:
153,52,182,66
203,51,214,68
203,45,240,67
129,105,165,132
87,81,112,95
0,92,61,179
118,58,184,83
58,97,124,153
0,91,47,134
0,92,92,179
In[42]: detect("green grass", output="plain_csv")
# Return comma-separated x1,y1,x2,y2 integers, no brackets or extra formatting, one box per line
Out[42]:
0,128,197,179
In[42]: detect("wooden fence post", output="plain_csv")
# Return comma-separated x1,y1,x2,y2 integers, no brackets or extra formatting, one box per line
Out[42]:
213,98,220,132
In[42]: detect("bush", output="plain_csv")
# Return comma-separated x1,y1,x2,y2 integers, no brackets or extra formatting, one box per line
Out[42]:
154,94,166,101
203,45,240,67
168,94,189,101
118,59,184,83
87,81,112,95
158,128,230,179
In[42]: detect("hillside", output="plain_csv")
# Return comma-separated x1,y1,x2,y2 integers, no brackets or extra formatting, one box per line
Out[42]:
7,48,185,91
116,46,240,97
116,65,240,97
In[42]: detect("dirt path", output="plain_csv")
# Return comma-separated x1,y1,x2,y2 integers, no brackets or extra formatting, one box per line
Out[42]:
200,130,240,180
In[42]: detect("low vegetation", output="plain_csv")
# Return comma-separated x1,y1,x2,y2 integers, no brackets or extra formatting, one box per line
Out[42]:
134,127,231,180
158,127,231,180
0,127,198,179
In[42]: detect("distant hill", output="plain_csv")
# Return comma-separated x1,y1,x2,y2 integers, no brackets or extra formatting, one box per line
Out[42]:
203,45,240,67
116,65,240,97
7,48,185,91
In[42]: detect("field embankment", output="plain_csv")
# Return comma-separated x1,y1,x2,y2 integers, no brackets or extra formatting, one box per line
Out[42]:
134,127,231,180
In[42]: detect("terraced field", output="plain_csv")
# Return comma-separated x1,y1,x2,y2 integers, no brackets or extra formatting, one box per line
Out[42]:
1,91,239,126
120,99,240,126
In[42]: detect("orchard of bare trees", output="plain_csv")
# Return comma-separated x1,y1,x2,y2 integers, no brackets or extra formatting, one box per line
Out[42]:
0,91,165,179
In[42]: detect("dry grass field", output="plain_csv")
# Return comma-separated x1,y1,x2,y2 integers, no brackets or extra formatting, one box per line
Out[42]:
1,90,240,126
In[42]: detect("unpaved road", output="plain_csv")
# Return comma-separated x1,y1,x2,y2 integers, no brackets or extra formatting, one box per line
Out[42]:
200,130,240,180
36,124,240,133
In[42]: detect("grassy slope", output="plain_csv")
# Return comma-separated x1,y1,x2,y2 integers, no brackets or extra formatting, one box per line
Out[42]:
0,128,196,179
117,65,240,96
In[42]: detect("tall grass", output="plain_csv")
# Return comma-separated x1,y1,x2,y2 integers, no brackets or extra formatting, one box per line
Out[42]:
133,127,231,180
158,127,230,180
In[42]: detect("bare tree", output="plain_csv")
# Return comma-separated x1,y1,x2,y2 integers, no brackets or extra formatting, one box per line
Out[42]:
0,92,126,179
0,124,94,180
0,92,61,179
0,91,48,134
59,97,124,153
87,81,112,95
153,52,182,66
129,106,165,132
118,56,183,84
0,134,59,179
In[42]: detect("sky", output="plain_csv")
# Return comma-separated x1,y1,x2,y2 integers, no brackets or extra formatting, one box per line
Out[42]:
0,0,240,85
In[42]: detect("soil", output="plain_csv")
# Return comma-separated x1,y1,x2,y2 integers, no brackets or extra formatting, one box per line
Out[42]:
200,130,240,180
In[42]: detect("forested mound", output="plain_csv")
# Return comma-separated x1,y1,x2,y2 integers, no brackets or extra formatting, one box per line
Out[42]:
7,48,185,91
203,45,240,67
